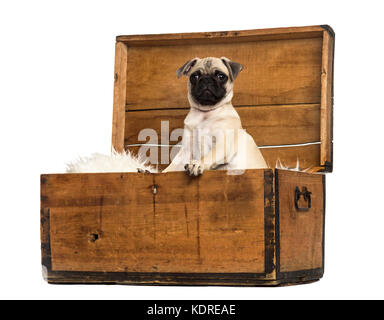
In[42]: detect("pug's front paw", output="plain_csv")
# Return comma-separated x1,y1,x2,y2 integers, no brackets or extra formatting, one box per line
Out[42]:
184,160,204,176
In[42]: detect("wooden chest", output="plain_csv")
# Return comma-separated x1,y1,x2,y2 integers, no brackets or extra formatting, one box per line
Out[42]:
41,25,334,286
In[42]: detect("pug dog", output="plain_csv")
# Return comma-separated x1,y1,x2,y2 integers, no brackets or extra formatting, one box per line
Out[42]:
162,57,267,176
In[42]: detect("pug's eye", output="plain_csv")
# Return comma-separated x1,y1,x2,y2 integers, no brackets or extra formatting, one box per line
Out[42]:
190,72,200,82
216,72,227,81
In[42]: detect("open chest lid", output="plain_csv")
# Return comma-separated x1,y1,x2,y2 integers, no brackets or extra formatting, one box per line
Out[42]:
112,25,334,172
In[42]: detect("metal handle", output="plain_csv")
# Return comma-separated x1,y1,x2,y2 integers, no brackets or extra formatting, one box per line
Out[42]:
295,186,312,211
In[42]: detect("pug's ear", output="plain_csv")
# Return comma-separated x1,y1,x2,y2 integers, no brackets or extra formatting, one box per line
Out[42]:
176,58,199,78
221,57,243,81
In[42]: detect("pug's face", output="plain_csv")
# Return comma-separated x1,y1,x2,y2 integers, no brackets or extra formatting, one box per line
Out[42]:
177,57,243,110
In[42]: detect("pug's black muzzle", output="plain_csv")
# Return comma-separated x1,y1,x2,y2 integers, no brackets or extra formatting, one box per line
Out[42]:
191,75,226,106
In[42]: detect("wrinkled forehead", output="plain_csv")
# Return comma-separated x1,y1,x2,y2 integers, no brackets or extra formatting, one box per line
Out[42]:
192,57,228,75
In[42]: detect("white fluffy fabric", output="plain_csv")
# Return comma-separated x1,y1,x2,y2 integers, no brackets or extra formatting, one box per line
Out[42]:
66,150,157,173
65,151,310,174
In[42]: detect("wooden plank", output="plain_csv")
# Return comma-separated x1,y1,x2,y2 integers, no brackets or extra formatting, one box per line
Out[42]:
112,42,128,152
124,37,323,110
41,173,154,272
276,170,324,272
116,25,324,45
124,104,321,147
43,272,292,286
261,144,320,170
320,30,334,171
41,170,266,274
153,170,266,273
126,143,320,172
125,108,188,147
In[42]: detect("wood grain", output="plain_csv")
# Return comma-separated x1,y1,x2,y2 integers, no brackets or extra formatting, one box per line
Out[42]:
126,143,320,172
261,144,320,170
320,30,334,170
276,169,324,272
116,25,325,45
124,104,320,147
112,42,128,152
124,37,322,110
41,170,266,273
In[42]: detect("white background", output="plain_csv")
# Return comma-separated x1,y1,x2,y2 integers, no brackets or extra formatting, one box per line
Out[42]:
0,0,383,300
